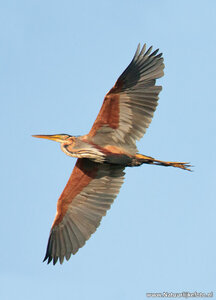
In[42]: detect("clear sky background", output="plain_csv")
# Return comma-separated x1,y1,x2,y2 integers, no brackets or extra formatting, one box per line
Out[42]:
1,1,216,299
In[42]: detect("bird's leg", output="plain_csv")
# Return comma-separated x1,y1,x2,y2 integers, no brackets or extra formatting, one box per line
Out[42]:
135,154,192,171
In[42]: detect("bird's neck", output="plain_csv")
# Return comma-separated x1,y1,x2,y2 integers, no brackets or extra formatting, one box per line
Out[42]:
61,137,105,163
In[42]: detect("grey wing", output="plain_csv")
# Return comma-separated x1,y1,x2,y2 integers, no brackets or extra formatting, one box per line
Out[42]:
89,43,164,154
43,159,125,265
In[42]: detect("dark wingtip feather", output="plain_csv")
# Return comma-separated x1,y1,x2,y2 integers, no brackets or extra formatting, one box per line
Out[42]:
53,256,58,265
43,235,53,264
43,254,58,265
43,252,52,264
156,52,163,59
149,48,159,57
43,251,49,262
144,46,153,57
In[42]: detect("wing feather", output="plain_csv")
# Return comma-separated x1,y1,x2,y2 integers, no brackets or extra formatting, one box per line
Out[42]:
43,158,125,264
88,43,164,154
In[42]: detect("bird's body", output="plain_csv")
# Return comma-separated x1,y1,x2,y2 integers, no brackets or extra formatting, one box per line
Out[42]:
36,133,190,168
33,44,191,265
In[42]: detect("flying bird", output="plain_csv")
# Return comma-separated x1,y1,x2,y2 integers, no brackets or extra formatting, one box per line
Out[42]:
33,43,191,265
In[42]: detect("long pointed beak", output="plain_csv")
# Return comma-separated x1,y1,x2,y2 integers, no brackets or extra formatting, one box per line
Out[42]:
32,134,66,143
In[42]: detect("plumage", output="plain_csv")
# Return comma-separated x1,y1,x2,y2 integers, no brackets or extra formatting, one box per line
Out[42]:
43,159,125,264
33,43,191,265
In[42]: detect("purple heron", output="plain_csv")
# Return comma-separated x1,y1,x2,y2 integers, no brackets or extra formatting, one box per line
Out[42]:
33,44,191,265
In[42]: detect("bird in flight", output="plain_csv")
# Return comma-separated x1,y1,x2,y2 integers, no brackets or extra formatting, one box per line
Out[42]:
33,43,191,265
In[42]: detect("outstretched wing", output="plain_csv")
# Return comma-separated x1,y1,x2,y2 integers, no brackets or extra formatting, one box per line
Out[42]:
43,158,125,265
88,43,164,154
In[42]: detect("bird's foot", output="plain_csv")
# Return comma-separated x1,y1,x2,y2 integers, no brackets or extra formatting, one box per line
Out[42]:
135,154,192,171
155,160,192,171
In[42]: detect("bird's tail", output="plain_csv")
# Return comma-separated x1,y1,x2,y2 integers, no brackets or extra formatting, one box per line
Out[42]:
135,154,192,171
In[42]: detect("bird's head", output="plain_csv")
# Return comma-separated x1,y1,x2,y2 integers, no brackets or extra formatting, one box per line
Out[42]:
32,134,78,157
33,133,77,147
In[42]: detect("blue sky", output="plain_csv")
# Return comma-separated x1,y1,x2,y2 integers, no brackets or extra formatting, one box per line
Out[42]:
1,0,216,299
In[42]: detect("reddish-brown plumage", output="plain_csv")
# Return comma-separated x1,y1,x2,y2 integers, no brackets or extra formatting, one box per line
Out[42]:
89,93,120,136
81,137,131,156
103,145,130,155
88,81,123,137
52,159,98,227
35,44,191,265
